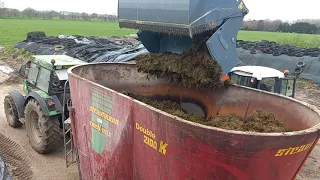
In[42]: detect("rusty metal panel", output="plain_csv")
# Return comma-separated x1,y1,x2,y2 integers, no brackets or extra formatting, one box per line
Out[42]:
68,63,320,180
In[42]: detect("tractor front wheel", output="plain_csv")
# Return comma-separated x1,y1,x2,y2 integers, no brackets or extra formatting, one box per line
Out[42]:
4,95,23,128
25,99,60,154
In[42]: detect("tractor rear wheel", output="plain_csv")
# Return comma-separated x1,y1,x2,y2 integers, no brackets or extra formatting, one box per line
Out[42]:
4,95,23,128
24,99,60,154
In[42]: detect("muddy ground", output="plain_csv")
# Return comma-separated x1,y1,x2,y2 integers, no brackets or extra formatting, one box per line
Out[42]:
295,80,320,180
0,49,319,179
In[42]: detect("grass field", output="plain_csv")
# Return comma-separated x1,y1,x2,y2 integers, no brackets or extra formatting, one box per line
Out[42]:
237,31,320,48
1,18,320,48
0,18,136,46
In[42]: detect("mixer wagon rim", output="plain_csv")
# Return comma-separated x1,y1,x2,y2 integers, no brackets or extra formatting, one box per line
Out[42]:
67,62,320,137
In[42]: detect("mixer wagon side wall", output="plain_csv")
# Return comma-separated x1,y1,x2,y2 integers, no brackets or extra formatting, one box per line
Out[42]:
68,63,320,180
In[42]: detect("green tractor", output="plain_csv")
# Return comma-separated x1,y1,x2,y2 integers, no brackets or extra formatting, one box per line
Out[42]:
3,55,86,154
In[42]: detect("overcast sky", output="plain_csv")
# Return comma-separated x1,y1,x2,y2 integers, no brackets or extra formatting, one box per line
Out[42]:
2,0,319,21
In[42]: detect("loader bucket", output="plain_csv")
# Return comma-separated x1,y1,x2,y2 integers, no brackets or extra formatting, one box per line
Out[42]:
118,0,249,75
68,63,320,180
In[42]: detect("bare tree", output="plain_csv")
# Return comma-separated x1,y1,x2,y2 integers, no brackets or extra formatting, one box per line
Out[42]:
0,0,5,17
91,13,98,20
0,0,4,8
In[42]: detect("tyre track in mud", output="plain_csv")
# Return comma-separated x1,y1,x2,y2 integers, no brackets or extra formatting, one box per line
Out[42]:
0,133,33,179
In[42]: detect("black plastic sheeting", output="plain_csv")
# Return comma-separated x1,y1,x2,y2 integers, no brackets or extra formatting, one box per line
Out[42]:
237,48,320,84
15,33,320,83
237,40,320,58
0,153,12,180
15,33,148,63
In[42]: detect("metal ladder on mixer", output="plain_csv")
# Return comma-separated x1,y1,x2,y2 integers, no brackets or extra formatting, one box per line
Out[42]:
62,80,76,168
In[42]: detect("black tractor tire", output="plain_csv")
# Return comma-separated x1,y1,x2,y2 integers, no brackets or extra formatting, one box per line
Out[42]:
3,95,23,128
296,61,306,68
294,67,303,75
24,99,60,154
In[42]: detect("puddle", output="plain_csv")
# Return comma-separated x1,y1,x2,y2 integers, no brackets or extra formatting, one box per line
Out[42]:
0,66,15,74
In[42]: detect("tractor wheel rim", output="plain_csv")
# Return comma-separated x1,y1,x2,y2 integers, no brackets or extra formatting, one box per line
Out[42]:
5,102,14,123
7,108,14,121
30,110,42,144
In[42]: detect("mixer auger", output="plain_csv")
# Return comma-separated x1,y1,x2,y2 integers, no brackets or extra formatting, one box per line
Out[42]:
118,0,249,75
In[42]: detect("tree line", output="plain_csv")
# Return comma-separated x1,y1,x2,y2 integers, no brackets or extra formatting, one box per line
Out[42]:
0,7,118,22
1,0,320,35
241,20,320,34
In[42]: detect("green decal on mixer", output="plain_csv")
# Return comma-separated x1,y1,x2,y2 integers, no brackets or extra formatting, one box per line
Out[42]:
89,88,115,155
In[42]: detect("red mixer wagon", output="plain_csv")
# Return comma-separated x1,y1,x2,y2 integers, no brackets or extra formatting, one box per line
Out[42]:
65,62,320,180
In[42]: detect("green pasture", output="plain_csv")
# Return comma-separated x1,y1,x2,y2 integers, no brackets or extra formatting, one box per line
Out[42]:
0,18,136,46
238,31,320,48
1,18,320,48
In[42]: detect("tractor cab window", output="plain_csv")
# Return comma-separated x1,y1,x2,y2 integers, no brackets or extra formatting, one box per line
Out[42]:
27,63,39,85
229,73,257,88
36,67,51,93
239,76,250,86
280,79,294,97
229,73,250,86
229,73,240,84
259,77,276,92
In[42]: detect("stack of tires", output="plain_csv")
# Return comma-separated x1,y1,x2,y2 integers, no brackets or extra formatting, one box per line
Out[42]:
237,40,320,57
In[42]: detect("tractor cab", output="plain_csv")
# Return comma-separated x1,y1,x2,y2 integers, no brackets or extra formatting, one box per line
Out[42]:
228,66,297,98
25,55,87,95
